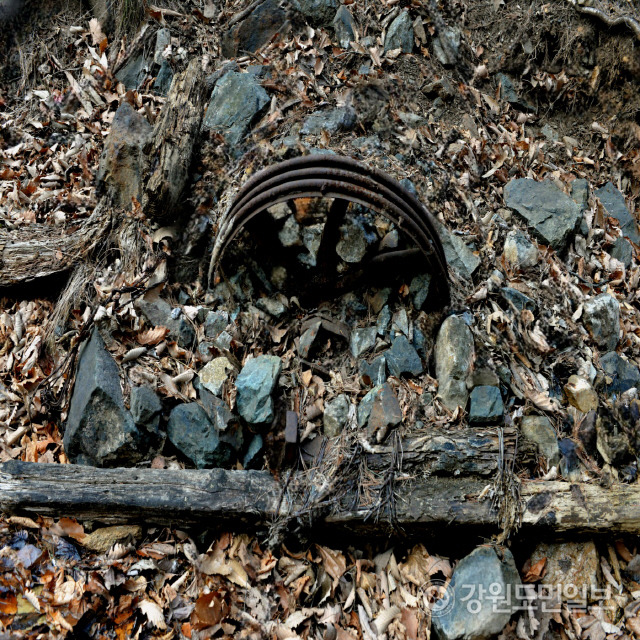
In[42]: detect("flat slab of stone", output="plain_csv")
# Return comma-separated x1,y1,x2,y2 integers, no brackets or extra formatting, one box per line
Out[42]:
595,182,640,243
504,179,581,250
235,355,282,424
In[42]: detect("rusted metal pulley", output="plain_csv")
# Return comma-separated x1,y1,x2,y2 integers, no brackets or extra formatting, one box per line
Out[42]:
210,155,450,308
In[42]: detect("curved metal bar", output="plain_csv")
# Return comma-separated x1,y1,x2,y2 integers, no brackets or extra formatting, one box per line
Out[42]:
210,155,451,306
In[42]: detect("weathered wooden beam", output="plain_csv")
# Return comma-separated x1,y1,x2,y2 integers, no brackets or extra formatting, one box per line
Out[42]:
2,460,640,535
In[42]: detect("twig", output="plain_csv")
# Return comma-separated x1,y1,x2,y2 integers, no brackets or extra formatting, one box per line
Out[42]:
567,0,640,40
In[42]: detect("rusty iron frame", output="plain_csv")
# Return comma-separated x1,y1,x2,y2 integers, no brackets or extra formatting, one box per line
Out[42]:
210,155,450,306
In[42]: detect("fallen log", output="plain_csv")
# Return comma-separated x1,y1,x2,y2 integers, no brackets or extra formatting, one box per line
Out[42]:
1,459,638,535
0,202,111,288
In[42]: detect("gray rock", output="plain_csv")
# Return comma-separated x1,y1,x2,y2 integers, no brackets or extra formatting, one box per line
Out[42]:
541,123,558,141
115,55,148,90
202,71,270,147
279,215,302,247
167,403,233,468
154,28,171,64
601,351,640,394
435,316,475,410
433,26,460,66
391,308,409,338
467,368,500,389
301,106,357,135
384,11,413,53
197,386,235,431
503,229,538,269
204,310,229,338
350,327,377,358
256,297,287,318
357,385,380,427
386,335,423,377
595,182,640,243
243,434,264,469
504,179,582,250
583,293,620,351
333,5,355,48
468,386,504,424
153,60,173,96
410,273,431,309
130,385,162,435
337,222,367,263
64,330,142,466
610,237,634,268
377,305,391,335
235,355,282,424
96,102,152,209
294,0,339,26
432,546,521,640
199,357,233,396
359,355,387,386
136,295,195,349
500,287,535,312
299,320,321,358
324,394,351,437
221,0,286,57
496,73,534,111
299,223,324,267
521,416,560,467
438,225,481,278
365,383,403,442
571,178,589,209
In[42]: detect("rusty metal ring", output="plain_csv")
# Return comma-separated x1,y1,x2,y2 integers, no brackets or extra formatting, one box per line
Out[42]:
210,155,450,307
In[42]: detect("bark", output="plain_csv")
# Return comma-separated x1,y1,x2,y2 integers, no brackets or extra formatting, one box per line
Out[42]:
0,202,111,288
142,57,210,223
2,445,637,536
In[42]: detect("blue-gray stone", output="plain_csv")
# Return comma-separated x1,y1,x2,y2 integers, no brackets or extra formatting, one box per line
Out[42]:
350,327,377,358
203,71,270,147
294,0,339,26
601,352,640,394
235,355,282,424
204,310,229,338
359,355,387,387
358,385,381,427
366,383,403,441
116,55,148,90
384,11,413,53
221,0,286,57
469,386,504,424
496,73,534,111
583,293,620,351
64,330,142,466
520,415,560,467
433,26,461,67
504,179,582,250
386,335,423,377
595,182,640,243
410,273,431,309
167,403,234,468
438,224,481,278
391,308,409,338
610,237,634,268
130,385,162,435
500,287,535,312
432,546,521,640
571,178,589,209
377,305,391,336
243,434,264,469
333,5,355,48
136,296,195,349
301,106,356,135
324,394,351,437
153,59,173,96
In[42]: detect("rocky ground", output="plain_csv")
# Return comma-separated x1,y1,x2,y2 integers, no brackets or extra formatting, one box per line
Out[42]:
2,0,640,638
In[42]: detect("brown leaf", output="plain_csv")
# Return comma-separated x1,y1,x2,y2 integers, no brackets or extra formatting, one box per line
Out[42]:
523,557,547,583
0,591,17,615
316,545,347,585
192,592,229,629
138,326,169,346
